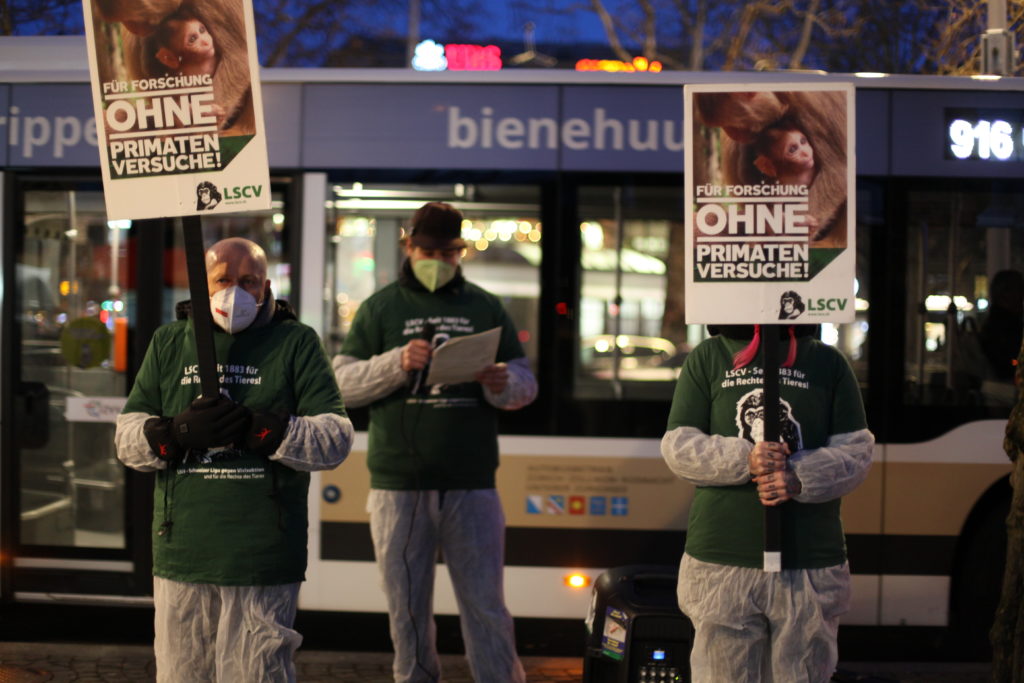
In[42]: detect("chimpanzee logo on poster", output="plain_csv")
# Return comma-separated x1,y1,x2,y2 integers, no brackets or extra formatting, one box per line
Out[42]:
778,290,805,320
196,181,222,210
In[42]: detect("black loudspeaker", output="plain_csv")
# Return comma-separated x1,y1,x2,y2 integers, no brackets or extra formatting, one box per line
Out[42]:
583,564,693,683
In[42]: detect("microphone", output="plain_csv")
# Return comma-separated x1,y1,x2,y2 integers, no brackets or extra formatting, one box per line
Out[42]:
410,322,436,395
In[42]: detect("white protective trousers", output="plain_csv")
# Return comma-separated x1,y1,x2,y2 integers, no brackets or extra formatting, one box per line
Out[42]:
677,553,851,683
153,576,302,683
368,488,526,683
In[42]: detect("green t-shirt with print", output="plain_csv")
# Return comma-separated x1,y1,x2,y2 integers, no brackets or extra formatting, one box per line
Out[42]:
666,334,867,569
341,277,525,490
124,312,345,585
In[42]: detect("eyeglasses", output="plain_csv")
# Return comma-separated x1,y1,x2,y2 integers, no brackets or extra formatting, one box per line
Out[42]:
413,246,465,259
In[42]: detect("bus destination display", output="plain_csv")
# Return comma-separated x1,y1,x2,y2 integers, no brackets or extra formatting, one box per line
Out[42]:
946,108,1024,161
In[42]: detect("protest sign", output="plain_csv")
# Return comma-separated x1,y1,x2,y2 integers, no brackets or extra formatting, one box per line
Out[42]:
684,84,855,324
81,0,271,219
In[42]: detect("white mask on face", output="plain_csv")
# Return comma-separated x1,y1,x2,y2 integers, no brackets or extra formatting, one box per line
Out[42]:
210,285,259,333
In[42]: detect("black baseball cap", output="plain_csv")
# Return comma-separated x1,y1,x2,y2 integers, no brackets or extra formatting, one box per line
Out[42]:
408,202,467,249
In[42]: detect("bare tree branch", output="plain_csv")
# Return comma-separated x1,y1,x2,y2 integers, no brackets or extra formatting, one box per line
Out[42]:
639,0,656,58
0,1,11,35
790,0,821,69
259,0,337,67
689,0,707,69
590,0,632,61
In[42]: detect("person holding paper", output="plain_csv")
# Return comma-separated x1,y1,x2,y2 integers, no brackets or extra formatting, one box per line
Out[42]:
115,238,353,682
332,202,536,683
660,324,873,683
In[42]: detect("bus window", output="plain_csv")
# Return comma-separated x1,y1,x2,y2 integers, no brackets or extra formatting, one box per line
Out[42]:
825,183,877,393
324,183,541,374
574,183,872,403
18,188,128,548
904,186,1024,410
575,184,704,401
165,186,290,324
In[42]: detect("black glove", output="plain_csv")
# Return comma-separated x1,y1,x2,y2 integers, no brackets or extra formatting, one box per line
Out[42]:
171,396,251,451
143,416,184,463
241,410,289,457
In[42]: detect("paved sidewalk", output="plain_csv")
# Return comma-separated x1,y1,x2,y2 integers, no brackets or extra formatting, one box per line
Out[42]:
0,642,994,682
0,643,582,682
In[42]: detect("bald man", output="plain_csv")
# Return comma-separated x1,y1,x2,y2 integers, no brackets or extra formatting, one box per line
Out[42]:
115,237,352,682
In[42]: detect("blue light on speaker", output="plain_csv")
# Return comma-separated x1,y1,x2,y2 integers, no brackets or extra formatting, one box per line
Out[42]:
652,649,666,661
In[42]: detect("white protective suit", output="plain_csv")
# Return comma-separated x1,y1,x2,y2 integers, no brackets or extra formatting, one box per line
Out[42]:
334,351,535,683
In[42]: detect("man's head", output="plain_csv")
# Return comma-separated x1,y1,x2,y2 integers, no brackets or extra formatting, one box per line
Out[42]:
205,237,269,305
403,202,466,292
404,201,466,266
695,91,788,144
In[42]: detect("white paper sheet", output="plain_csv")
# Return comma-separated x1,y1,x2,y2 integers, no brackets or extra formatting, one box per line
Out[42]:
425,326,501,386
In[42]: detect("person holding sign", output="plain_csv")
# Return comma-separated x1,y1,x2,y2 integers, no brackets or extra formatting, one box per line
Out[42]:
332,202,536,683
115,237,352,682
660,324,873,682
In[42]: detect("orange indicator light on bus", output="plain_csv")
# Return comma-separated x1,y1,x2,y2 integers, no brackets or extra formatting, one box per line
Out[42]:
564,573,591,589
114,317,128,373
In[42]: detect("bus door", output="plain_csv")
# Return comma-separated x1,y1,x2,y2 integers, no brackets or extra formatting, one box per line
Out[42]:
4,181,147,600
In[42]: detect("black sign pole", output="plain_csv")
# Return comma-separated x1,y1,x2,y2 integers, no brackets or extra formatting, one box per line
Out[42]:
762,324,782,572
182,215,220,399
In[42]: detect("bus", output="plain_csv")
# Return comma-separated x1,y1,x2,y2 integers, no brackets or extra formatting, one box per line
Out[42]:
0,35,1018,658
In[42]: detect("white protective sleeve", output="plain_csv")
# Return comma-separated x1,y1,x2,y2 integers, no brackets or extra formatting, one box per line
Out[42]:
660,425,753,487
269,413,354,472
790,428,875,503
332,348,407,409
115,411,354,473
115,411,168,472
333,351,537,411
482,357,538,411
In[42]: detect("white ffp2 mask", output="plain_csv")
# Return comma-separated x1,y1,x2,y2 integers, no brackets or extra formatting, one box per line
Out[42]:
210,286,259,333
